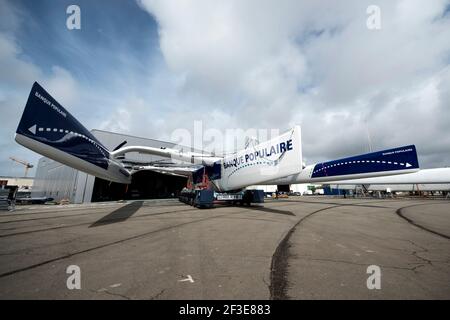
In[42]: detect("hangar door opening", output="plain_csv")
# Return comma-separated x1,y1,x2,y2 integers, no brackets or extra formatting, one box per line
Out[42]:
277,184,290,192
91,170,187,202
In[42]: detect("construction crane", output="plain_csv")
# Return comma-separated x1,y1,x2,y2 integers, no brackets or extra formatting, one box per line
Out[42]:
9,157,33,177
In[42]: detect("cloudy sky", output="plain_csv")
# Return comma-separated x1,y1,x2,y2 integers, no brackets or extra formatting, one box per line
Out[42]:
0,0,449,177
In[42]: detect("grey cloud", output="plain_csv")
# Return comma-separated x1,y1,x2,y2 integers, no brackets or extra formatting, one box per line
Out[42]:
137,0,450,167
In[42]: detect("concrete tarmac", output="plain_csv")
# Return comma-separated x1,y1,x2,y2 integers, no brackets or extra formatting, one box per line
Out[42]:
0,197,449,299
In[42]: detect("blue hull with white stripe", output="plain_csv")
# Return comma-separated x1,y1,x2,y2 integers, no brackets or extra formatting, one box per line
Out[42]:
15,82,131,184
311,145,419,179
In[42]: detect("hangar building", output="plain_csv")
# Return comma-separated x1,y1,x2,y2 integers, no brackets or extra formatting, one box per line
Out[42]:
32,129,189,203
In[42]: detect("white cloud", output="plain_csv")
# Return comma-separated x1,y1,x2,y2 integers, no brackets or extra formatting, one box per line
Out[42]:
43,66,78,106
0,27,80,176
0,34,41,89
138,0,450,167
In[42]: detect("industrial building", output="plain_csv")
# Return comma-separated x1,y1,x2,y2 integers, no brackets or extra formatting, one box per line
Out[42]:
32,129,189,203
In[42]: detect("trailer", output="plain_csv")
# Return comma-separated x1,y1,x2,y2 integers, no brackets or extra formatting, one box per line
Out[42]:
179,188,265,208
